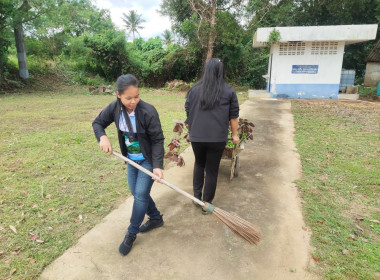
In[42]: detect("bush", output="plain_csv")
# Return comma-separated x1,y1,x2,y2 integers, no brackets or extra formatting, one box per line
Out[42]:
84,29,129,81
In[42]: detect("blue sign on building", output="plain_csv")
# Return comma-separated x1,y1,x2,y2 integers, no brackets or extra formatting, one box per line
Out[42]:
292,65,318,74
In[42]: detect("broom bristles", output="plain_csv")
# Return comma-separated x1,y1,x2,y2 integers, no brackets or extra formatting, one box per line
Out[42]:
204,203,261,245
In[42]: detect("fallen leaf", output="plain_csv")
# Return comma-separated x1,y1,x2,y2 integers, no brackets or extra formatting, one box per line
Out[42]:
355,217,364,221
45,194,51,199
48,208,54,212
302,226,308,231
30,258,37,263
99,175,104,179
74,219,79,223
37,212,45,218
369,219,380,224
349,234,356,240
342,249,349,255
312,254,320,262
54,175,58,179
356,224,364,231
91,210,97,214
9,225,17,234
69,206,74,209
36,239,44,243
32,204,38,208
10,268,16,275
362,238,369,243
61,185,67,189
78,215,83,220
30,235,39,241
5,259,11,264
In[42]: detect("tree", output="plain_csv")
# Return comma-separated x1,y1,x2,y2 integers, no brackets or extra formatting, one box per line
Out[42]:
121,10,146,39
187,0,243,61
0,1,13,83
161,0,243,62
162,29,174,45
0,0,59,81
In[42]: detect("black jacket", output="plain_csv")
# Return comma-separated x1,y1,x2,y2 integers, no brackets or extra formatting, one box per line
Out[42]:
185,82,239,142
92,99,165,169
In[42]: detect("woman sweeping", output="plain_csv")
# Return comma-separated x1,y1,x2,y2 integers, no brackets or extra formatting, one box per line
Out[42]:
185,58,240,214
92,74,165,256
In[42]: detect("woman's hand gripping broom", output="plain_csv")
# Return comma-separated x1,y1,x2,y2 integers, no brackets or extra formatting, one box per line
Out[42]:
113,151,261,245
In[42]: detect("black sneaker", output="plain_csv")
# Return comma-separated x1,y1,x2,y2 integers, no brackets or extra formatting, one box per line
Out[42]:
119,232,136,256
139,216,164,233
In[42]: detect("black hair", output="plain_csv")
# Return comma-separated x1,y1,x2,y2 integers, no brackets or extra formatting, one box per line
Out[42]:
198,58,225,110
116,74,139,136
116,74,139,94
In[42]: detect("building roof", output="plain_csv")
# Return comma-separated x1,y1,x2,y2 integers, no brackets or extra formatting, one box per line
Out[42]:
366,41,380,62
253,24,378,48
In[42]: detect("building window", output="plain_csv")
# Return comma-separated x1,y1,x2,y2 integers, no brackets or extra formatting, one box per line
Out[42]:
311,42,338,55
279,42,305,55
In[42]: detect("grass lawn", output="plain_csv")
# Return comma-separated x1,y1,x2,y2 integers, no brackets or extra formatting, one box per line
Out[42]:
0,86,190,279
0,85,247,279
292,100,380,280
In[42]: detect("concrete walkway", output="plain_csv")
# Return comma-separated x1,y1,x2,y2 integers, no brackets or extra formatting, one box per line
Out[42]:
40,96,318,280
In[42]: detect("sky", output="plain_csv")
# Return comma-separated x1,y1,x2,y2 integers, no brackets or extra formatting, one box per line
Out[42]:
91,0,172,41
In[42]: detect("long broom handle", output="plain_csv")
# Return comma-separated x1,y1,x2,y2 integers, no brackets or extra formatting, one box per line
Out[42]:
112,151,205,207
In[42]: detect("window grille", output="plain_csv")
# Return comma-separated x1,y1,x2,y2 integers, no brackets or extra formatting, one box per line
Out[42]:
311,42,338,55
279,42,305,55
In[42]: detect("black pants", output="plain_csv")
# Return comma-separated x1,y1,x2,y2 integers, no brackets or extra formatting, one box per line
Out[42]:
191,142,226,203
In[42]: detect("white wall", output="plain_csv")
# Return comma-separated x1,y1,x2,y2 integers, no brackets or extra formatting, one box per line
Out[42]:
269,41,345,85
364,62,380,87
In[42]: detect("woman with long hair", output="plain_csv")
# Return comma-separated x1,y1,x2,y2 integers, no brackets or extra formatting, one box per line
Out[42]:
185,58,240,214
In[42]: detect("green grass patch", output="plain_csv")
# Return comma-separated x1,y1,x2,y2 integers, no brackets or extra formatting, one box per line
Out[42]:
292,100,380,280
358,86,377,97
0,86,189,279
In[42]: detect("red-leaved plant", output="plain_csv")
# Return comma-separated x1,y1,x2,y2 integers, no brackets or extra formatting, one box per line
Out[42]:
164,120,189,167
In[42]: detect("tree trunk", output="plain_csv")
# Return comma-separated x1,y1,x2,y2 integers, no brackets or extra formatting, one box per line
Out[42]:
205,0,217,61
14,23,29,79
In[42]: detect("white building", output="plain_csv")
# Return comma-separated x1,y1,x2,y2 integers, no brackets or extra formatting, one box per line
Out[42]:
253,24,378,99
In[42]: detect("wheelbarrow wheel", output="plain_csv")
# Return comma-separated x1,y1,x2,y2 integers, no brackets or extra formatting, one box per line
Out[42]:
234,156,240,177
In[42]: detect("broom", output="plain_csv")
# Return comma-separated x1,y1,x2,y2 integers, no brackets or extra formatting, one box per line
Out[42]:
112,151,261,245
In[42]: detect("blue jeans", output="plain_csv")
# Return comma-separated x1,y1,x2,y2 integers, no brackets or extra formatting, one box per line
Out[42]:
127,159,161,235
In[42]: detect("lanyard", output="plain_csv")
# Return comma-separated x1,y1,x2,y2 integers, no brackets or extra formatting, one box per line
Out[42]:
119,100,136,142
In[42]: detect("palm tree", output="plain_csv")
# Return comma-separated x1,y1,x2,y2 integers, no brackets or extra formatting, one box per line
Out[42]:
121,10,146,39
162,29,174,46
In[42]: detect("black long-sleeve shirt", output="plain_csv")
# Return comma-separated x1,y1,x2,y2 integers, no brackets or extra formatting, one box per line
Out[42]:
92,99,165,169
185,82,239,142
